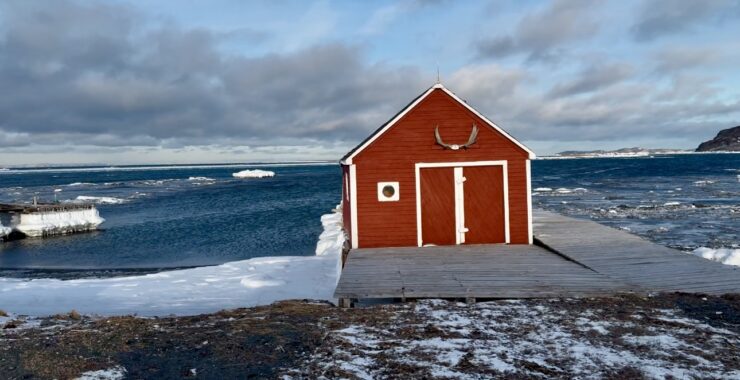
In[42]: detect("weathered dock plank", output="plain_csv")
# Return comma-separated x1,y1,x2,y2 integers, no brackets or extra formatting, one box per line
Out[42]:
334,244,635,300
533,210,740,295
334,210,739,303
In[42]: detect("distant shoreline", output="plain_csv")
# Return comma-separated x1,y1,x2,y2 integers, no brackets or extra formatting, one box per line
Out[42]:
537,151,740,160
0,161,337,173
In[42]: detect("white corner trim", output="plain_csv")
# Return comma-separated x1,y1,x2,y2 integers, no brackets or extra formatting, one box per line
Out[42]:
502,162,510,244
349,164,359,249
341,84,535,165
415,164,423,247
526,159,533,244
414,160,510,246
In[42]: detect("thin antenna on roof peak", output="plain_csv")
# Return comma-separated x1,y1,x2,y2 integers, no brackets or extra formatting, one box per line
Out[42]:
436,64,440,84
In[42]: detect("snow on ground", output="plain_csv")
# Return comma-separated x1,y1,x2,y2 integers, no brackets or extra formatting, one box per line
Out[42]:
289,299,740,379
14,208,105,237
232,169,275,178
0,208,345,317
74,366,126,380
693,247,740,266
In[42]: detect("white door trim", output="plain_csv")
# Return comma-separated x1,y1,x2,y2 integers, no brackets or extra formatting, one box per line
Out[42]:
453,167,466,244
415,160,509,247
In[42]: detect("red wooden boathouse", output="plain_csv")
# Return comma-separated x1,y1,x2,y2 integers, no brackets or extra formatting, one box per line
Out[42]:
340,83,535,249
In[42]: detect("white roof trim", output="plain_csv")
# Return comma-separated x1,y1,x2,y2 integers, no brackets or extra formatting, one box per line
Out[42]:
341,83,535,164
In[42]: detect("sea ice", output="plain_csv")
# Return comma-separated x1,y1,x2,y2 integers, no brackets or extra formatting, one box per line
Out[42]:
232,169,275,178
692,247,740,266
69,195,126,204
0,207,346,316
0,221,11,238
14,208,105,237
187,176,215,181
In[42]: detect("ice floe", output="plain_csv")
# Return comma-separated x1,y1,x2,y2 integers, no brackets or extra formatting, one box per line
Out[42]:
14,208,105,237
533,187,588,195
70,195,127,205
0,207,345,316
693,180,716,186
692,247,740,266
232,169,275,178
0,221,11,238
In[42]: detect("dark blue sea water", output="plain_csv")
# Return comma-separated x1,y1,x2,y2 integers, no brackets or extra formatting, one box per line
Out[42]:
0,154,738,279
531,154,739,251
0,164,340,277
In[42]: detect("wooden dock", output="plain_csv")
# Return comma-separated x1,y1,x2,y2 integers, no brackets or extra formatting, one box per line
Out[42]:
334,210,740,303
533,210,740,295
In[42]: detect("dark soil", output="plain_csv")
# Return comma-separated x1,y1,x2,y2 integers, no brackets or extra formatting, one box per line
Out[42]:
0,301,334,380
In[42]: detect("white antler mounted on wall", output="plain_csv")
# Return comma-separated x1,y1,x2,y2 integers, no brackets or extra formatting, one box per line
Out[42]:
434,123,479,150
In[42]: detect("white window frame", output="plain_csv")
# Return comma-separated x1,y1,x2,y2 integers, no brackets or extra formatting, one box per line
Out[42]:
377,181,400,202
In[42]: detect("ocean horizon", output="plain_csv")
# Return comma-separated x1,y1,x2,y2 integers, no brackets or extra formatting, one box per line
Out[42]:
1,153,737,279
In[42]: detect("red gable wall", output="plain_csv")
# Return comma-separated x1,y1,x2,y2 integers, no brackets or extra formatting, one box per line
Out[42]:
350,88,530,248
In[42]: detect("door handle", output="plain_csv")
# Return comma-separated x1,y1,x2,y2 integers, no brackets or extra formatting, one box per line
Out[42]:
459,227,469,233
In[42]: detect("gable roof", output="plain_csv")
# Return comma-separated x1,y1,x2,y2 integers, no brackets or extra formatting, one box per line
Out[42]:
340,83,535,164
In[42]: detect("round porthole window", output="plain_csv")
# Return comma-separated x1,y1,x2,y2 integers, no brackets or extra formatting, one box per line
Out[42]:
382,185,395,198
377,182,399,201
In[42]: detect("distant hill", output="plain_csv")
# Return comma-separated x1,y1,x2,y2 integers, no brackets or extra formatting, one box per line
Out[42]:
552,147,690,158
696,126,740,152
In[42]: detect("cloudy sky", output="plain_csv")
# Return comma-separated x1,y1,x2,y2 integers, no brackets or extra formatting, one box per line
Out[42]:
1,0,739,165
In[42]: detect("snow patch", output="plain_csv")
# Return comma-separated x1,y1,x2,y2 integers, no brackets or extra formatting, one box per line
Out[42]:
232,169,275,178
0,206,345,316
75,366,126,380
291,300,740,379
692,247,740,266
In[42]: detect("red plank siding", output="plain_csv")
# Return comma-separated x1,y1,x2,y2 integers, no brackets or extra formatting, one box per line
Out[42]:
352,88,530,248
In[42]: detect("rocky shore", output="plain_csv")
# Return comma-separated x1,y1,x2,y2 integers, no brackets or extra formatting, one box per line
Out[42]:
1,293,739,379
697,126,740,152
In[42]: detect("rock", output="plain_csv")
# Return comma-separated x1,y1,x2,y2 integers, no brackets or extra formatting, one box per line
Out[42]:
696,126,740,152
